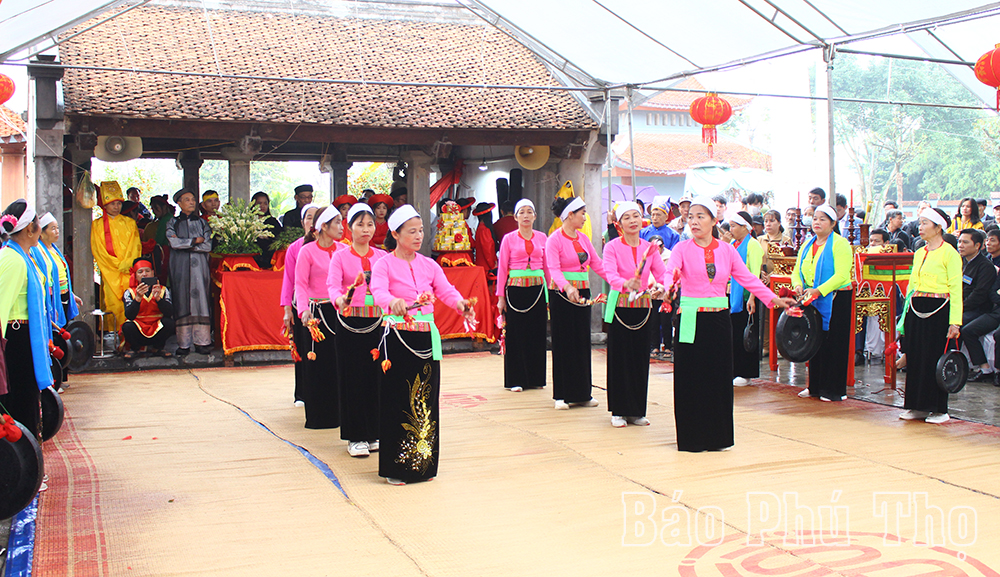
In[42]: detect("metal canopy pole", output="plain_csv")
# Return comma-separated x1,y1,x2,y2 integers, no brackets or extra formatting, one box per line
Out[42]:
825,45,836,200
627,86,637,201
606,89,614,212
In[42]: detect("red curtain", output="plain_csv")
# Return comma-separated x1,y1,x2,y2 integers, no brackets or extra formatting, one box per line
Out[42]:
429,159,464,206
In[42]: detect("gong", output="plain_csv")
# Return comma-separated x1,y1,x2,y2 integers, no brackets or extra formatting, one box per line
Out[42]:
936,340,968,394
66,320,95,371
41,386,64,441
774,305,823,363
743,312,759,353
0,420,44,520
52,329,73,371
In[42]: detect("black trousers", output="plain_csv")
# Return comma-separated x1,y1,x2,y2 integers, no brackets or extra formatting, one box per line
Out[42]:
961,310,1000,367
122,318,175,351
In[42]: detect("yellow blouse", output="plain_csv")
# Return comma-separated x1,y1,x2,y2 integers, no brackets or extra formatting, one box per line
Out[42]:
0,248,30,328
907,243,963,325
45,244,70,293
947,218,984,234
791,234,853,296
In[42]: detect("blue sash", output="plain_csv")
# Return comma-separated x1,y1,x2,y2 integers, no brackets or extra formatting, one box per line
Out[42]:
8,242,55,391
729,236,749,314
32,245,61,328
798,235,836,330
51,243,80,322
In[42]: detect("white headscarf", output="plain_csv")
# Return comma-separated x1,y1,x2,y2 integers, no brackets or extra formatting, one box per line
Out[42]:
388,204,421,231
300,203,320,220
38,212,57,230
726,212,750,229
614,201,642,221
689,196,716,218
814,204,838,224
514,199,535,214
347,202,374,224
919,207,947,229
559,197,586,221
314,205,341,229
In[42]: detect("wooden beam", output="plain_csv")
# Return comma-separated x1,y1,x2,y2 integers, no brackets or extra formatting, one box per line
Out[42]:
65,115,593,148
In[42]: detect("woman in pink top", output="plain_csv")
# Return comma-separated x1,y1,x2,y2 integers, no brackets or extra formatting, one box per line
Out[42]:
496,199,548,392
544,196,611,410
327,203,386,458
602,201,668,429
280,203,318,407
369,205,474,485
294,206,344,430
664,198,792,452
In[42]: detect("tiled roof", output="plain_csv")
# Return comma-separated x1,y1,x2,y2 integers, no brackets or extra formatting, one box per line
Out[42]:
611,132,771,175
59,5,597,131
0,106,25,139
626,77,752,112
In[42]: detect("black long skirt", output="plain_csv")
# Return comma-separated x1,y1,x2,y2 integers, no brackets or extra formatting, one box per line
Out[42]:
379,329,439,482
336,314,382,443
903,297,950,414
673,310,733,452
1,323,42,439
549,288,593,403
302,303,340,429
503,284,547,390
292,309,307,403
731,300,761,379
607,306,652,417
808,291,852,400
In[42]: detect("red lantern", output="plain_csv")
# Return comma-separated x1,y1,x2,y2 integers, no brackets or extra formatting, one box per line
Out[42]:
975,44,1000,111
0,74,14,106
689,92,733,158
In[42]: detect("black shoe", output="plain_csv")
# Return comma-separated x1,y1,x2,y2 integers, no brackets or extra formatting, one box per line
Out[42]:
854,352,866,366
175,347,190,356
994,372,1000,387
969,368,992,383
195,345,213,355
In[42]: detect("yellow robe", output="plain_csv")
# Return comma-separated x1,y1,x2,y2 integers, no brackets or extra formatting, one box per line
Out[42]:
91,214,141,330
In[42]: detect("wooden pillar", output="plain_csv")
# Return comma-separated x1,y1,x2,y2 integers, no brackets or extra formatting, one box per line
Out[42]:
0,145,27,208
402,150,433,255
179,150,202,196
220,147,252,204
27,55,65,235
69,145,95,316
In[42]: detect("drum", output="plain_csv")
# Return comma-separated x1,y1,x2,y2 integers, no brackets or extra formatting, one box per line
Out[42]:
775,305,823,363
0,420,44,520
41,386,64,441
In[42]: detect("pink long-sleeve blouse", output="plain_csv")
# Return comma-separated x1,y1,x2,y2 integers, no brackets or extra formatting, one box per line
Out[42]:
280,237,305,307
602,237,668,292
495,229,548,296
665,238,778,304
295,240,343,316
370,252,463,316
544,229,609,290
327,246,388,306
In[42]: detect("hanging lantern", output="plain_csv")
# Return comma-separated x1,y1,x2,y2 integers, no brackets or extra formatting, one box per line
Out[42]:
975,44,1000,111
0,74,14,106
689,92,733,158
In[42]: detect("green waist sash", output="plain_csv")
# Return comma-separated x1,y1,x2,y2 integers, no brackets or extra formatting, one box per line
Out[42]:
678,296,729,344
385,311,442,361
509,268,548,303
562,271,589,281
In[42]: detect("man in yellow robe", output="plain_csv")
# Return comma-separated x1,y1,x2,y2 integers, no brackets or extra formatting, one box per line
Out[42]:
91,181,141,331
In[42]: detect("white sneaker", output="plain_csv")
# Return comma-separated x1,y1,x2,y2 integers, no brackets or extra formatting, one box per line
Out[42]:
386,477,405,486
733,377,749,386
38,481,48,492
369,440,379,452
293,400,305,408
611,416,627,428
554,400,570,410
578,399,599,407
629,416,650,426
510,386,523,392
925,412,950,424
348,441,370,458
899,409,929,420
797,388,811,398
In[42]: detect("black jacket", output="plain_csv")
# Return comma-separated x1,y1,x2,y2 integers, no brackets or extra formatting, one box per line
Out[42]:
963,253,997,316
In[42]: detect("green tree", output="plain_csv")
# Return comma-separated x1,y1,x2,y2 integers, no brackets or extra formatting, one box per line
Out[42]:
251,161,298,216
833,55,996,220
92,159,181,206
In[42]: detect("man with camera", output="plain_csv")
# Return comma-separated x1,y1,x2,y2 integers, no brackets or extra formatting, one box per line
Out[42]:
121,258,175,359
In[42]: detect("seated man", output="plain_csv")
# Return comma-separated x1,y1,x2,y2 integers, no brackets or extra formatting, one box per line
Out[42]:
957,229,998,381
986,229,1000,268
121,258,175,359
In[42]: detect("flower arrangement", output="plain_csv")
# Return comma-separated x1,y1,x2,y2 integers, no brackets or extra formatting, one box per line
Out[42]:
208,199,274,255
269,226,305,252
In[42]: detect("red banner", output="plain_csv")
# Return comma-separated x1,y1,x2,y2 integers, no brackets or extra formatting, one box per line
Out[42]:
438,266,497,342
219,270,289,356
